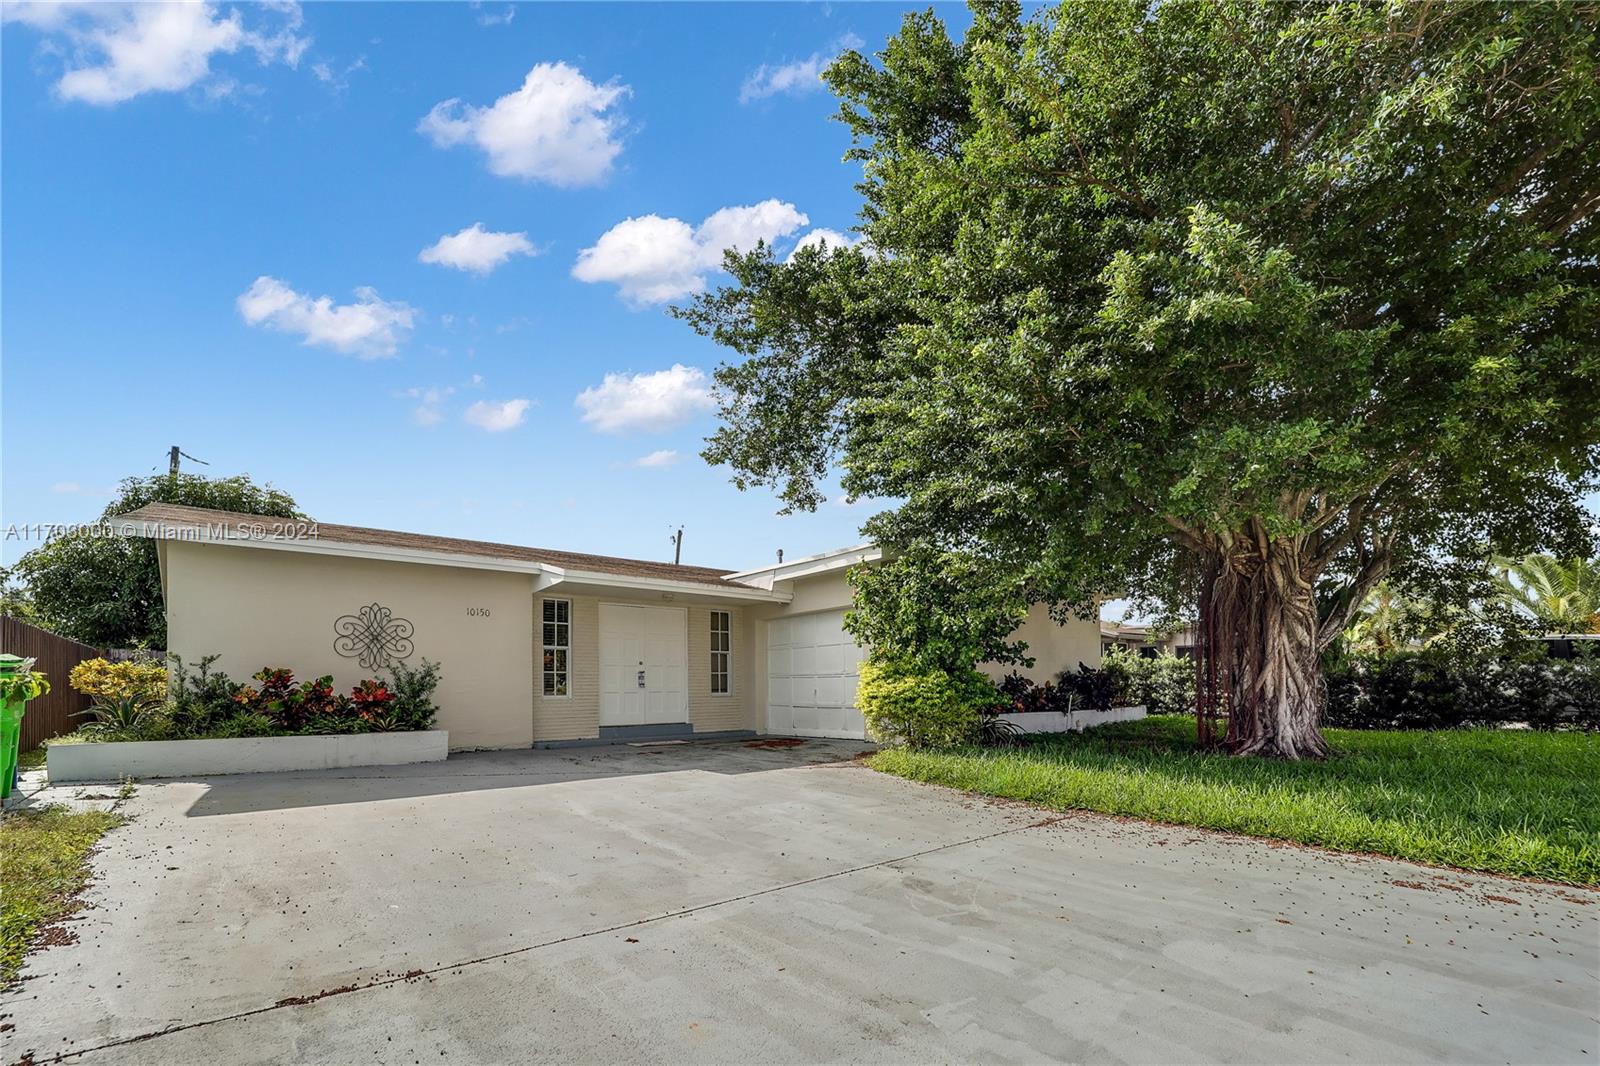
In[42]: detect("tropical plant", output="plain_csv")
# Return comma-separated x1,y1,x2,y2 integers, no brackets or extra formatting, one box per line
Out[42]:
73,692,162,736
0,658,51,705
857,658,1000,749
675,2,1600,758
68,657,167,703
1491,555,1600,635
973,707,1025,748
11,472,301,647
996,671,1073,715
350,679,401,730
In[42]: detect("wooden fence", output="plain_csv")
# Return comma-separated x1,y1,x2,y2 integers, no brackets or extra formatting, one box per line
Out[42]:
1,616,101,751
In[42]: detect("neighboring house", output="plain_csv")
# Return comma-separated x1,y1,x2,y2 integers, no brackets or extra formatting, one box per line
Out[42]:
1100,621,1199,659
116,504,1101,748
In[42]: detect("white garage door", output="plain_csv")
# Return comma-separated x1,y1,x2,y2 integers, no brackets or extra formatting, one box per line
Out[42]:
766,610,867,739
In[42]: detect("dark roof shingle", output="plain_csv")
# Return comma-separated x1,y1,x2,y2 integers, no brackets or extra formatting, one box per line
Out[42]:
118,503,743,588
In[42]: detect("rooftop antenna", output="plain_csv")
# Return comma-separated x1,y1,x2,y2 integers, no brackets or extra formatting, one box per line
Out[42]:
670,525,684,566
168,445,209,477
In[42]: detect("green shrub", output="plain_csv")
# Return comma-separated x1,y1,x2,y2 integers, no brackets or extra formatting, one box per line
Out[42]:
858,658,1000,749
1325,648,1600,730
1103,647,1196,714
386,659,442,731
166,653,243,735
68,657,166,703
208,712,277,739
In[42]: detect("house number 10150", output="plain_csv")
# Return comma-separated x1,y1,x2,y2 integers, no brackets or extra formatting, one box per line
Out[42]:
466,607,491,618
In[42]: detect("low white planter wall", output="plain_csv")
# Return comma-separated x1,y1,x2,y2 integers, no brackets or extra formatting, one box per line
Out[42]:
47,730,449,783
997,705,1146,735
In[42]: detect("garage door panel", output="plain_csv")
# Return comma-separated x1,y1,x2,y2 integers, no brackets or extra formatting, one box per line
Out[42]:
764,608,866,739
817,674,849,708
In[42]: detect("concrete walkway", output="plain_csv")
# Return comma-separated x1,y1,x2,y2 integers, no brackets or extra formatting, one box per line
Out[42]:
2,740,1595,1065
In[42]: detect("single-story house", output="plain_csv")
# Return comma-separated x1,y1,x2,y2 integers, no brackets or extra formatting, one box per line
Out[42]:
1100,621,1198,659
117,503,1101,749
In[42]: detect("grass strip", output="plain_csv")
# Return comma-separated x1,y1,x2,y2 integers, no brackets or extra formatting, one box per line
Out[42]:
1,804,125,987
869,716,1600,885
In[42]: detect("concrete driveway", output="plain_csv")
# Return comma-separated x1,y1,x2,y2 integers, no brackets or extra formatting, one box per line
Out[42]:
3,740,1595,1065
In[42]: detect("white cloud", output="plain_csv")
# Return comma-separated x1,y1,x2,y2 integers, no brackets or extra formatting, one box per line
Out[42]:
402,375,485,425
418,62,628,186
464,398,530,432
573,199,808,304
419,223,537,275
740,34,861,104
404,385,453,426
237,276,415,358
3,1,309,106
311,54,365,93
634,449,680,469
785,227,860,261
48,480,111,497
575,364,715,433
472,3,516,27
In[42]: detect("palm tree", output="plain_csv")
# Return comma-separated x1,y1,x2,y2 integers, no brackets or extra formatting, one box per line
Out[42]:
1490,555,1600,634
1343,582,1459,654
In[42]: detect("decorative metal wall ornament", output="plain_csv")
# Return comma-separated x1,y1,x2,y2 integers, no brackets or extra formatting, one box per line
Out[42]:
333,603,415,670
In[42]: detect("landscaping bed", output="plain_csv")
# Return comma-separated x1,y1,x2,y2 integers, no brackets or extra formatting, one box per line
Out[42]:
869,715,1600,885
46,729,448,783
43,653,446,776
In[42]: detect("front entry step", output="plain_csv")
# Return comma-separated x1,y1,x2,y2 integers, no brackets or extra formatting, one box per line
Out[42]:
598,722,694,742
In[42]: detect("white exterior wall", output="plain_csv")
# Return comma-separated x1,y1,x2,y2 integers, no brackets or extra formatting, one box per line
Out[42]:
532,592,759,743
164,541,536,750
746,569,1102,735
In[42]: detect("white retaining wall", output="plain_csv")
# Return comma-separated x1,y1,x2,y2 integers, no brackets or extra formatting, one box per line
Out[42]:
46,730,448,783
997,705,1147,734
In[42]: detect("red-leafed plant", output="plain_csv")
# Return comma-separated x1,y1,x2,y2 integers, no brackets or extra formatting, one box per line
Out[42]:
351,679,401,730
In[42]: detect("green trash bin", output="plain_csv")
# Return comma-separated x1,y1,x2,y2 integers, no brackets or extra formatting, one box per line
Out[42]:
1,653,38,801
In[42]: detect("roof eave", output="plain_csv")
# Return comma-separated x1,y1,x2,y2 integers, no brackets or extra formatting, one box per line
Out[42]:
120,516,791,602
724,543,882,585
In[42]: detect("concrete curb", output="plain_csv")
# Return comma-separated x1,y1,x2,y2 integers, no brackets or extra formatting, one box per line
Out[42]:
45,730,449,783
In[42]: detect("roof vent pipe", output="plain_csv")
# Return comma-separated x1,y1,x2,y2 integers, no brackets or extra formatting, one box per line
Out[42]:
777,549,784,563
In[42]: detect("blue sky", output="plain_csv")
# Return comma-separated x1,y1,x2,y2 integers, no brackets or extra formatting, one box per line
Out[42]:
2,1,969,571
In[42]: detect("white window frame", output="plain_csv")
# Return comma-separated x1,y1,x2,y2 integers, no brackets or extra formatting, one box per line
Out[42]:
542,598,572,699
710,609,732,696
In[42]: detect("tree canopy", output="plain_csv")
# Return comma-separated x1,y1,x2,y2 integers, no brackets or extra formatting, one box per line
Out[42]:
677,1,1600,755
12,473,300,648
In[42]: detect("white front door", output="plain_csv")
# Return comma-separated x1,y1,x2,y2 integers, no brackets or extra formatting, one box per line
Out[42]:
766,610,866,739
599,604,688,727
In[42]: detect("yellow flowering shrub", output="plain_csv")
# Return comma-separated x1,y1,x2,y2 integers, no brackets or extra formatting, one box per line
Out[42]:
68,658,167,702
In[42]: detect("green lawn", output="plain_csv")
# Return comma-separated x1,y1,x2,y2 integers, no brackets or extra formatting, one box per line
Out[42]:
1,805,125,987
869,716,1600,885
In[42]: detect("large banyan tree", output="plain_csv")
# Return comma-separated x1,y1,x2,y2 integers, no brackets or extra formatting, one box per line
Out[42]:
677,1,1600,757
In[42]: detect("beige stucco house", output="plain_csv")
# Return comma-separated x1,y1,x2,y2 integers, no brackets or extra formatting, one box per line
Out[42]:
118,503,1101,750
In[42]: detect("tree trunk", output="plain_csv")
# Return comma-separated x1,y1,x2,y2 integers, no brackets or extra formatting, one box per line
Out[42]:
1199,532,1330,759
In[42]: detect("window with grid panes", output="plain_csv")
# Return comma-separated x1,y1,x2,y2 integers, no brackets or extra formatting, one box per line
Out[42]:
710,610,731,694
542,599,570,696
